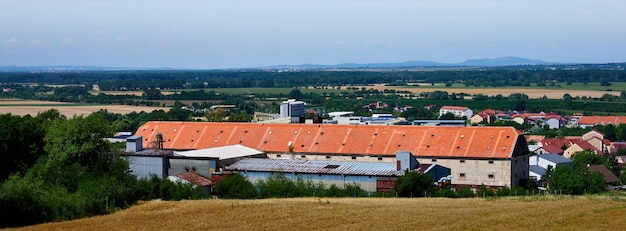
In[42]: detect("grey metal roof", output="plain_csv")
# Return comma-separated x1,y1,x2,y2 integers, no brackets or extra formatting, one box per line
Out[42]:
227,158,400,176
538,154,573,164
173,144,263,160
529,165,547,176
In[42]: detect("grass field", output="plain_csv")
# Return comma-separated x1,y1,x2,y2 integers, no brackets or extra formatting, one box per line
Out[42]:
9,195,626,231
0,100,169,117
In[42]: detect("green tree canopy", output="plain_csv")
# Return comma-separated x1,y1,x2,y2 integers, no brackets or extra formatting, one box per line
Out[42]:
394,171,435,197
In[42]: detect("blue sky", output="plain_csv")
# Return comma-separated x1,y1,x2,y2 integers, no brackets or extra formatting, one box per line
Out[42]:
1,0,625,69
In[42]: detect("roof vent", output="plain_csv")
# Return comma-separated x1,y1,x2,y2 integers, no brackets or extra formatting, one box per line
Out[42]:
220,130,223,133
294,131,298,134
426,145,430,148
506,135,510,139
460,135,464,138
457,146,460,149
269,131,272,134
191,139,194,142
263,140,267,144
487,146,491,150
320,132,324,135
214,139,218,143
490,135,494,139
374,133,378,136
196,130,200,133
431,134,435,137
173,129,176,132
301,144,304,147
398,144,401,147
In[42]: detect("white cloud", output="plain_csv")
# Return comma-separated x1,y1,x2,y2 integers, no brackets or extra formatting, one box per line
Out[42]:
2,37,19,44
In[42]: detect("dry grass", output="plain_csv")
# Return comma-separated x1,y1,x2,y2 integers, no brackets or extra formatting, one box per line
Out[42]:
9,196,626,231
0,100,169,117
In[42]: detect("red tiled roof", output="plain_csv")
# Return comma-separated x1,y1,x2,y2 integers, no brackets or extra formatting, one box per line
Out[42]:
578,116,626,125
134,122,523,159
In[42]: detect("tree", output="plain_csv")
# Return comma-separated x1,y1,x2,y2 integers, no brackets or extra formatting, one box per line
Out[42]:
571,151,608,169
563,93,572,101
214,174,257,199
439,112,456,120
430,91,449,100
394,171,434,197
513,100,526,111
287,88,303,100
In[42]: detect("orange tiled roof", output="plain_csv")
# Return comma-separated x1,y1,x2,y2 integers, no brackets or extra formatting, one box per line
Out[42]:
134,122,523,159
578,116,626,125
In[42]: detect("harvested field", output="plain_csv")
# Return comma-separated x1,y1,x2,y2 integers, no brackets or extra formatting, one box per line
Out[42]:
10,196,626,231
362,84,621,99
0,100,169,117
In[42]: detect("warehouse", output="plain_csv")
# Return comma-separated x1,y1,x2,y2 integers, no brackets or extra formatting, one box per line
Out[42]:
133,122,529,188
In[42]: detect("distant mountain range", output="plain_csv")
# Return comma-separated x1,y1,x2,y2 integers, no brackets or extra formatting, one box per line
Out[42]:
265,56,560,69
0,56,610,72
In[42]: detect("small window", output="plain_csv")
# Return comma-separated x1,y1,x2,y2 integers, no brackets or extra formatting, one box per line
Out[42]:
488,160,494,164
351,156,357,160
276,154,282,158
460,173,466,177
460,160,465,163
300,155,306,158
431,159,437,162
488,174,494,179
377,157,383,161
326,156,331,159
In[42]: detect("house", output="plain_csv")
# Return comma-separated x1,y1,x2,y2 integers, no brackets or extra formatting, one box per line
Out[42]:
168,172,213,195
226,151,450,192
470,109,496,124
587,165,620,185
133,121,530,188
528,154,574,180
439,106,473,119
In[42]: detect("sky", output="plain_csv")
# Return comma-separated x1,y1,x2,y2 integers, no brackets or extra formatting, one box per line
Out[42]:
1,0,625,69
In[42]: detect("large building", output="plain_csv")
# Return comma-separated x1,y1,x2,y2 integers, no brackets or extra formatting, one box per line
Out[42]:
439,106,473,119
280,99,305,123
133,122,530,188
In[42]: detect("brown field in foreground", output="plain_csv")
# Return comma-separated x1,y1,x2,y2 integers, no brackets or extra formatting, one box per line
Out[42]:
9,196,626,231
362,84,620,99
0,100,169,117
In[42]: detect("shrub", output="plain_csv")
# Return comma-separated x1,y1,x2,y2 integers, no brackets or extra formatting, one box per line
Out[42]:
213,174,257,199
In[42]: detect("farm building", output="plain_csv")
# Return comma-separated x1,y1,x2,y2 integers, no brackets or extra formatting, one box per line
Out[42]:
528,154,573,180
123,135,172,179
226,151,450,192
133,121,530,188
577,116,626,128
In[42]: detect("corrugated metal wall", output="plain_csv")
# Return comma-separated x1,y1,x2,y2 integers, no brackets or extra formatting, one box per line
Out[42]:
169,159,216,178
237,171,379,192
125,156,165,179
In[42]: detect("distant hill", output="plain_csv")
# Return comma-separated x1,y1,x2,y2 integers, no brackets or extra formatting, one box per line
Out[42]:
0,66,176,72
263,56,560,69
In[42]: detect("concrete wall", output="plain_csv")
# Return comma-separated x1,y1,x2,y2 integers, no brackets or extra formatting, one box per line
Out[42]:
415,156,527,188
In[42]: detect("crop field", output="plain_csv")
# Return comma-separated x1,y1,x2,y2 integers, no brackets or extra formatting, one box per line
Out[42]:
10,196,626,231
0,100,169,117
363,84,623,99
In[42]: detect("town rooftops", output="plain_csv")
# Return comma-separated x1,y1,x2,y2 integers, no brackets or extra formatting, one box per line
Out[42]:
134,121,525,159
226,158,401,176
578,116,626,126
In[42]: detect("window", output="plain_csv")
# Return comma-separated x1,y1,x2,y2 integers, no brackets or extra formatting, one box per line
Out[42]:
351,156,357,160
377,157,383,161
431,159,437,162
488,174,494,179
460,173,466,178
460,160,465,163
300,155,306,158
276,154,282,158
325,155,331,159
488,160,494,164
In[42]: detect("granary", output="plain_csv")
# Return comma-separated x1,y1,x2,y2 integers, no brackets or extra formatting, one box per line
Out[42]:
133,121,530,188
226,151,450,192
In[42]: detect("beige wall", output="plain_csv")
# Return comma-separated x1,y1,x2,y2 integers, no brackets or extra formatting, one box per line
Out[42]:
267,153,393,162
564,145,583,159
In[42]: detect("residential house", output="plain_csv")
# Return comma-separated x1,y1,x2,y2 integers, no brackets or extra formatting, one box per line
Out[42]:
528,154,574,180
470,109,496,124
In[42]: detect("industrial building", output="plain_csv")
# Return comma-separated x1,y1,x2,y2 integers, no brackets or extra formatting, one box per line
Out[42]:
133,122,530,188
226,151,450,192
